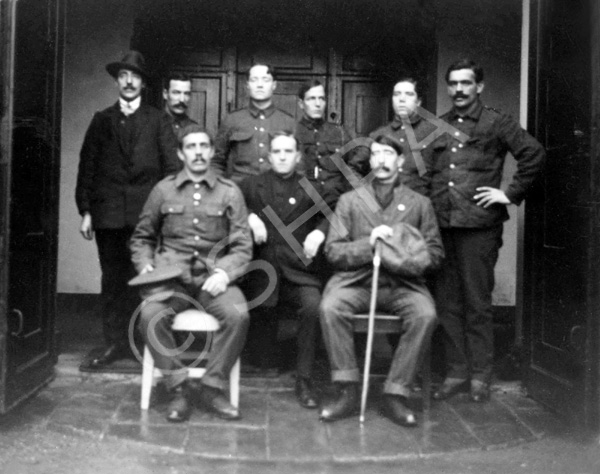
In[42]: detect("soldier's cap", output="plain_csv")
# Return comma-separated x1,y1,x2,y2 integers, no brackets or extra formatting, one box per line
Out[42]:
128,265,182,287
106,50,149,80
379,223,431,278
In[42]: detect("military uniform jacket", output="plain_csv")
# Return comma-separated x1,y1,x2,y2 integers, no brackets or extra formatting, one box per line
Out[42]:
428,101,545,228
323,183,444,299
370,116,438,196
239,170,330,307
212,103,296,183
75,102,180,229
130,169,252,287
295,117,366,207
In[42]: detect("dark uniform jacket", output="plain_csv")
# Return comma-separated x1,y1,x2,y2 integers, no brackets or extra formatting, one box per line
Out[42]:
428,101,545,228
76,102,180,229
239,170,330,307
370,116,438,196
164,111,197,139
295,117,366,207
130,169,252,287
324,183,444,299
212,103,296,183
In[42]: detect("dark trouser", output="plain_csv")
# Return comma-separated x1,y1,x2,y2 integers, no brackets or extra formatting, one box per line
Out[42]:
138,282,249,391
320,285,436,398
251,283,321,379
434,226,503,384
95,227,139,346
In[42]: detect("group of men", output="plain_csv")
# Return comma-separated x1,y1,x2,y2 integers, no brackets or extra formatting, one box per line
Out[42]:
76,50,545,426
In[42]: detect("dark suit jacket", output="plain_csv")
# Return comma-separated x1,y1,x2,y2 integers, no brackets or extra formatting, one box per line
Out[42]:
239,170,331,307
75,102,181,229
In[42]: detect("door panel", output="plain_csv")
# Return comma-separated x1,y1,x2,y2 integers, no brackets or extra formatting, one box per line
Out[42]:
189,77,224,136
342,81,389,136
0,0,63,413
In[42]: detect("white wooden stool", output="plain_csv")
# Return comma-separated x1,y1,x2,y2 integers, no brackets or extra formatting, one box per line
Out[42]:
140,309,240,410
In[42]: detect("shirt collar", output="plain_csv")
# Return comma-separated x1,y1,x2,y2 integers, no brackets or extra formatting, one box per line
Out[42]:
119,96,141,113
450,99,483,121
249,101,275,118
175,168,218,189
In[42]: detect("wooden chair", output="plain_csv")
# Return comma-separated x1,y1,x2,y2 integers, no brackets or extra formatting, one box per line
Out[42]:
140,309,240,410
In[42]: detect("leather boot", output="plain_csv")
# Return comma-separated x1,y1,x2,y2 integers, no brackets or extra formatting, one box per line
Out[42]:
319,383,359,422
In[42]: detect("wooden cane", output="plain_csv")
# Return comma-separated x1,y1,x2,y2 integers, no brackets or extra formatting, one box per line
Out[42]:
360,240,382,424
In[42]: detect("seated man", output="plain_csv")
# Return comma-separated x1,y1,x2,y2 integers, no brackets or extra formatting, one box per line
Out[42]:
130,125,252,422
319,135,444,426
239,131,331,408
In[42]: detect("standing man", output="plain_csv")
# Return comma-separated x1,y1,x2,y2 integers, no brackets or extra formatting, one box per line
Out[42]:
75,51,180,369
319,135,444,426
130,125,252,422
239,132,332,409
212,63,296,183
163,71,197,137
370,77,437,196
430,59,545,402
295,79,367,208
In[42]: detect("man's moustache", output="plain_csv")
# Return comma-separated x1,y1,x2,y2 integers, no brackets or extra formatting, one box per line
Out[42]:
453,94,467,99
175,103,188,109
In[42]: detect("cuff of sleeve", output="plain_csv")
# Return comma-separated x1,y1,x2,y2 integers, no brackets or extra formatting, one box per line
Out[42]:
213,268,230,284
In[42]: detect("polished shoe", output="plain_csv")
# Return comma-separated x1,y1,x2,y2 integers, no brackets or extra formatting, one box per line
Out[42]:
382,395,417,427
319,383,359,422
166,382,192,423
432,377,469,401
88,344,129,368
198,384,240,420
295,377,318,409
470,381,491,403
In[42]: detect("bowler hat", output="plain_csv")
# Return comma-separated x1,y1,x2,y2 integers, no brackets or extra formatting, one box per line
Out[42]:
128,265,182,287
106,50,149,80
379,223,431,278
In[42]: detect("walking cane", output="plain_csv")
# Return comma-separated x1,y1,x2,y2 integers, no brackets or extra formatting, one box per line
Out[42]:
360,239,382,424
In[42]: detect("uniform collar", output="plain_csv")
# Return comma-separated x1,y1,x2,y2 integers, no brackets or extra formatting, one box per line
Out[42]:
249,101,275,118
175,168,218,189
390,113,422,130
449,99,483,121
299,115,325,129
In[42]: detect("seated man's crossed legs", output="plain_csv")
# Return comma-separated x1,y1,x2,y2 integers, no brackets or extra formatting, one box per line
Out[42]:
138,281,249,422
319,284,436,426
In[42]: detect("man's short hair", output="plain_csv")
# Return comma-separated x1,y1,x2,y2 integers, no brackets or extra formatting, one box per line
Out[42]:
371,134,405,156
163,71,192,90
392,76,424,98
269,130,298,150
178,124,213,148
298,79,325,100
247,63,277,81
445,58,484,83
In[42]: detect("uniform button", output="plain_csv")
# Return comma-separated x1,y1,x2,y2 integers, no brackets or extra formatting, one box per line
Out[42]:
454,132,460,136
321,181,325,185
317,154,322,159
194,183,200,189
401,125,405,130
259,115,265,119
259,158,264,163
193,251,199,257
397,204,406,211
449,181,455,187
335,148,339,152
193,192,201,200
400,138,405,142
168,207,174,212
193,218,199,224
458,118,464,123
458,143,464,148
194,236,200,241
450,163,456,169
451,147,457,152
259,143,264,147
316,142,320,146
422,144,427,148
194,201,200,206
259,127,265,132
218,211,223,215
254,126,258,130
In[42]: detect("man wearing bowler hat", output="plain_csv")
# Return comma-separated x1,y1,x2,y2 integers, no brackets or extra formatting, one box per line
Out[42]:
75,50,180,369
318,135,443,426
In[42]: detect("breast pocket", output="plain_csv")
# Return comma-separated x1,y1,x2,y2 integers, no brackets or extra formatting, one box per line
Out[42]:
230,131,254,164
160,203,185,235
198,204,228,241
